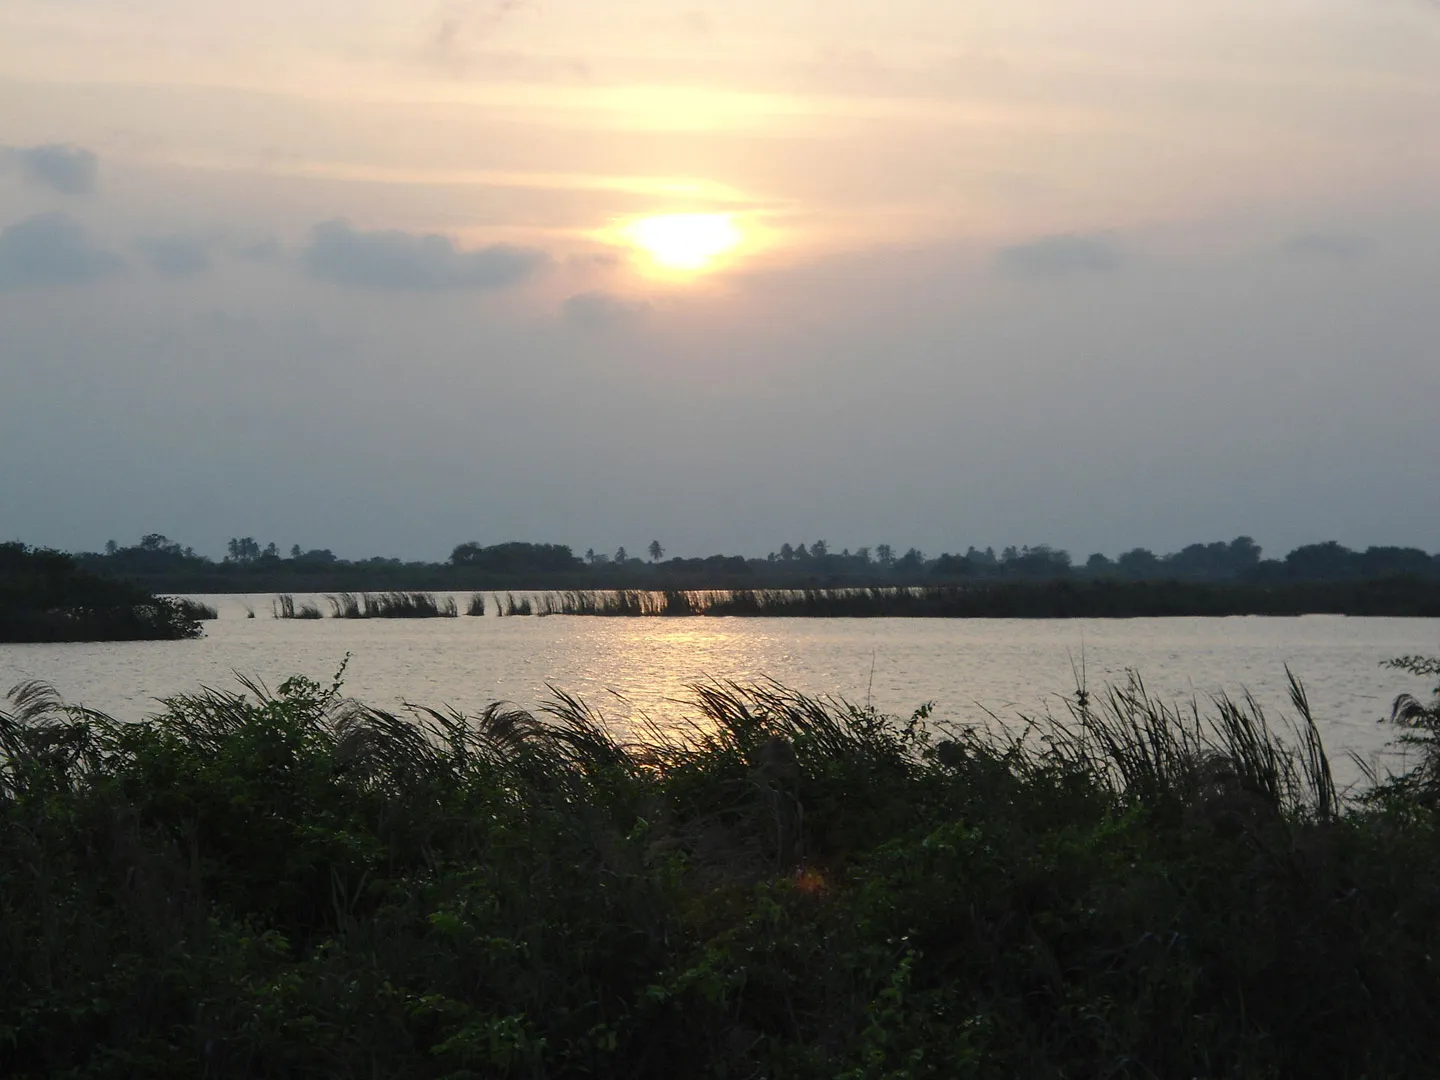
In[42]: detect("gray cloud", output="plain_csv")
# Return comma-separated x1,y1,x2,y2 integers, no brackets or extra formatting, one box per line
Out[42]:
3,144,99,195
136,234,212,277
235,237,283,262
303,219,549,290
0,212,122,288
993,233,1123,278
1283,233,1370,261
562,290,651,329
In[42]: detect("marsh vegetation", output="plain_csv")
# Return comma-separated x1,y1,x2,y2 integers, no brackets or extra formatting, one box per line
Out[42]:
322,591,458,619
3,660,1440,1077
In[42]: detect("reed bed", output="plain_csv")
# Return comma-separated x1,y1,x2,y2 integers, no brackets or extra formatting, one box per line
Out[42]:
527,587,917,617
535,589,708,616
465,592,487,617
4,663,1438,1077
498,592,534,616
271,593,322,619
500,583,1440,619
326,591,457,618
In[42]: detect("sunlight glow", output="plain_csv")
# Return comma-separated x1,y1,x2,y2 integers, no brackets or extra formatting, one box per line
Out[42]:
623,213,744,273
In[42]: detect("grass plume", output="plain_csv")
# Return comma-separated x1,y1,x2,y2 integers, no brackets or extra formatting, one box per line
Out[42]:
271,594,322,619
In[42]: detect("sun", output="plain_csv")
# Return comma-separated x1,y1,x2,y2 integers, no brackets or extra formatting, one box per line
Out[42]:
622,213,744,273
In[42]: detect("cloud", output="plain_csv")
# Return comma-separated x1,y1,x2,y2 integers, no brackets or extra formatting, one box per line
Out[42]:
2,144,99,195
1282,233,1370,261
235,237,283,262
136,235,212,277
303,219,549,290
562,290,651,329
0,213,122,288
993,233,1123,278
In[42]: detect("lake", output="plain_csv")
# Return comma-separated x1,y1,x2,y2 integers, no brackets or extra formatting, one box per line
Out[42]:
3,594,1437,786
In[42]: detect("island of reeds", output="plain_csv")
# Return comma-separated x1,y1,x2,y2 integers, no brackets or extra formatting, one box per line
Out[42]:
4,658,1440,1077
0,542,203,643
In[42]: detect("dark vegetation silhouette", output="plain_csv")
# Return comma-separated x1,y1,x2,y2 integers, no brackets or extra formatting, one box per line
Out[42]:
3,660,1440,1076
504,581,1438,618
73,534,1440,596
0,543,201,642
0,534,1428,621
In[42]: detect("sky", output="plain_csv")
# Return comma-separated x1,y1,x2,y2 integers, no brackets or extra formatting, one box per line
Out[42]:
1,0,1437,562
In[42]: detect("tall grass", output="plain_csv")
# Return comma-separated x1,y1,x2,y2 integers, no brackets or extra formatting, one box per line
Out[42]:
465,592,487,617
326,591,458,618
272,593,322,619
3,665,1439,1078
173,598,218,620
499,592,534,616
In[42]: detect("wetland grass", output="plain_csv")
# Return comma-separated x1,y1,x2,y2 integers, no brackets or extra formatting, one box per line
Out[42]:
271,594,322,619
326,591,457,618
4,662,1439,1077
500,592,534,616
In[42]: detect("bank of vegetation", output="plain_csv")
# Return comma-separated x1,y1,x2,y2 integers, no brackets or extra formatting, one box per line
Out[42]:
520,581,1440,618
262,581,1440,622
70,533,1440,599
0,543,202,643
4,659,1440,1077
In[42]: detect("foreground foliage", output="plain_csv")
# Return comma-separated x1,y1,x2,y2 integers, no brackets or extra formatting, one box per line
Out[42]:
3,663,1440,1077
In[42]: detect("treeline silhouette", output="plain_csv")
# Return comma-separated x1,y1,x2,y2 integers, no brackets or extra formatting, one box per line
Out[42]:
72,533,1440,595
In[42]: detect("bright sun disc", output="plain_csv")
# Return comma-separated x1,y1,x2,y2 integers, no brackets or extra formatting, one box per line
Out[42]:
624,213,743,272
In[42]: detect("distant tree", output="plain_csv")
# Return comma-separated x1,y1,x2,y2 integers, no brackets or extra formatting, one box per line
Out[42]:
227,537,261,563
1358,546,1437,579
1284,541,1357,581
585,548,596,564
104,540,118,556
450,542,581,574
292,548,337,565
262,542,280,560
648,540,664,563
1086,553,1115,575
290,544,302,560
1230,536,1262,569
855,547,871,563
615,546,628,565
965,546,997,568
875,544,895,568
795,543,809,560
811,540,828,558
780,543,795,561
1000,544,1072,578
931,553,975,578
1116,548,1160,579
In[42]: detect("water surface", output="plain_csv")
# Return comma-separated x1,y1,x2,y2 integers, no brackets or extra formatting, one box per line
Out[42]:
3,594,1436,786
